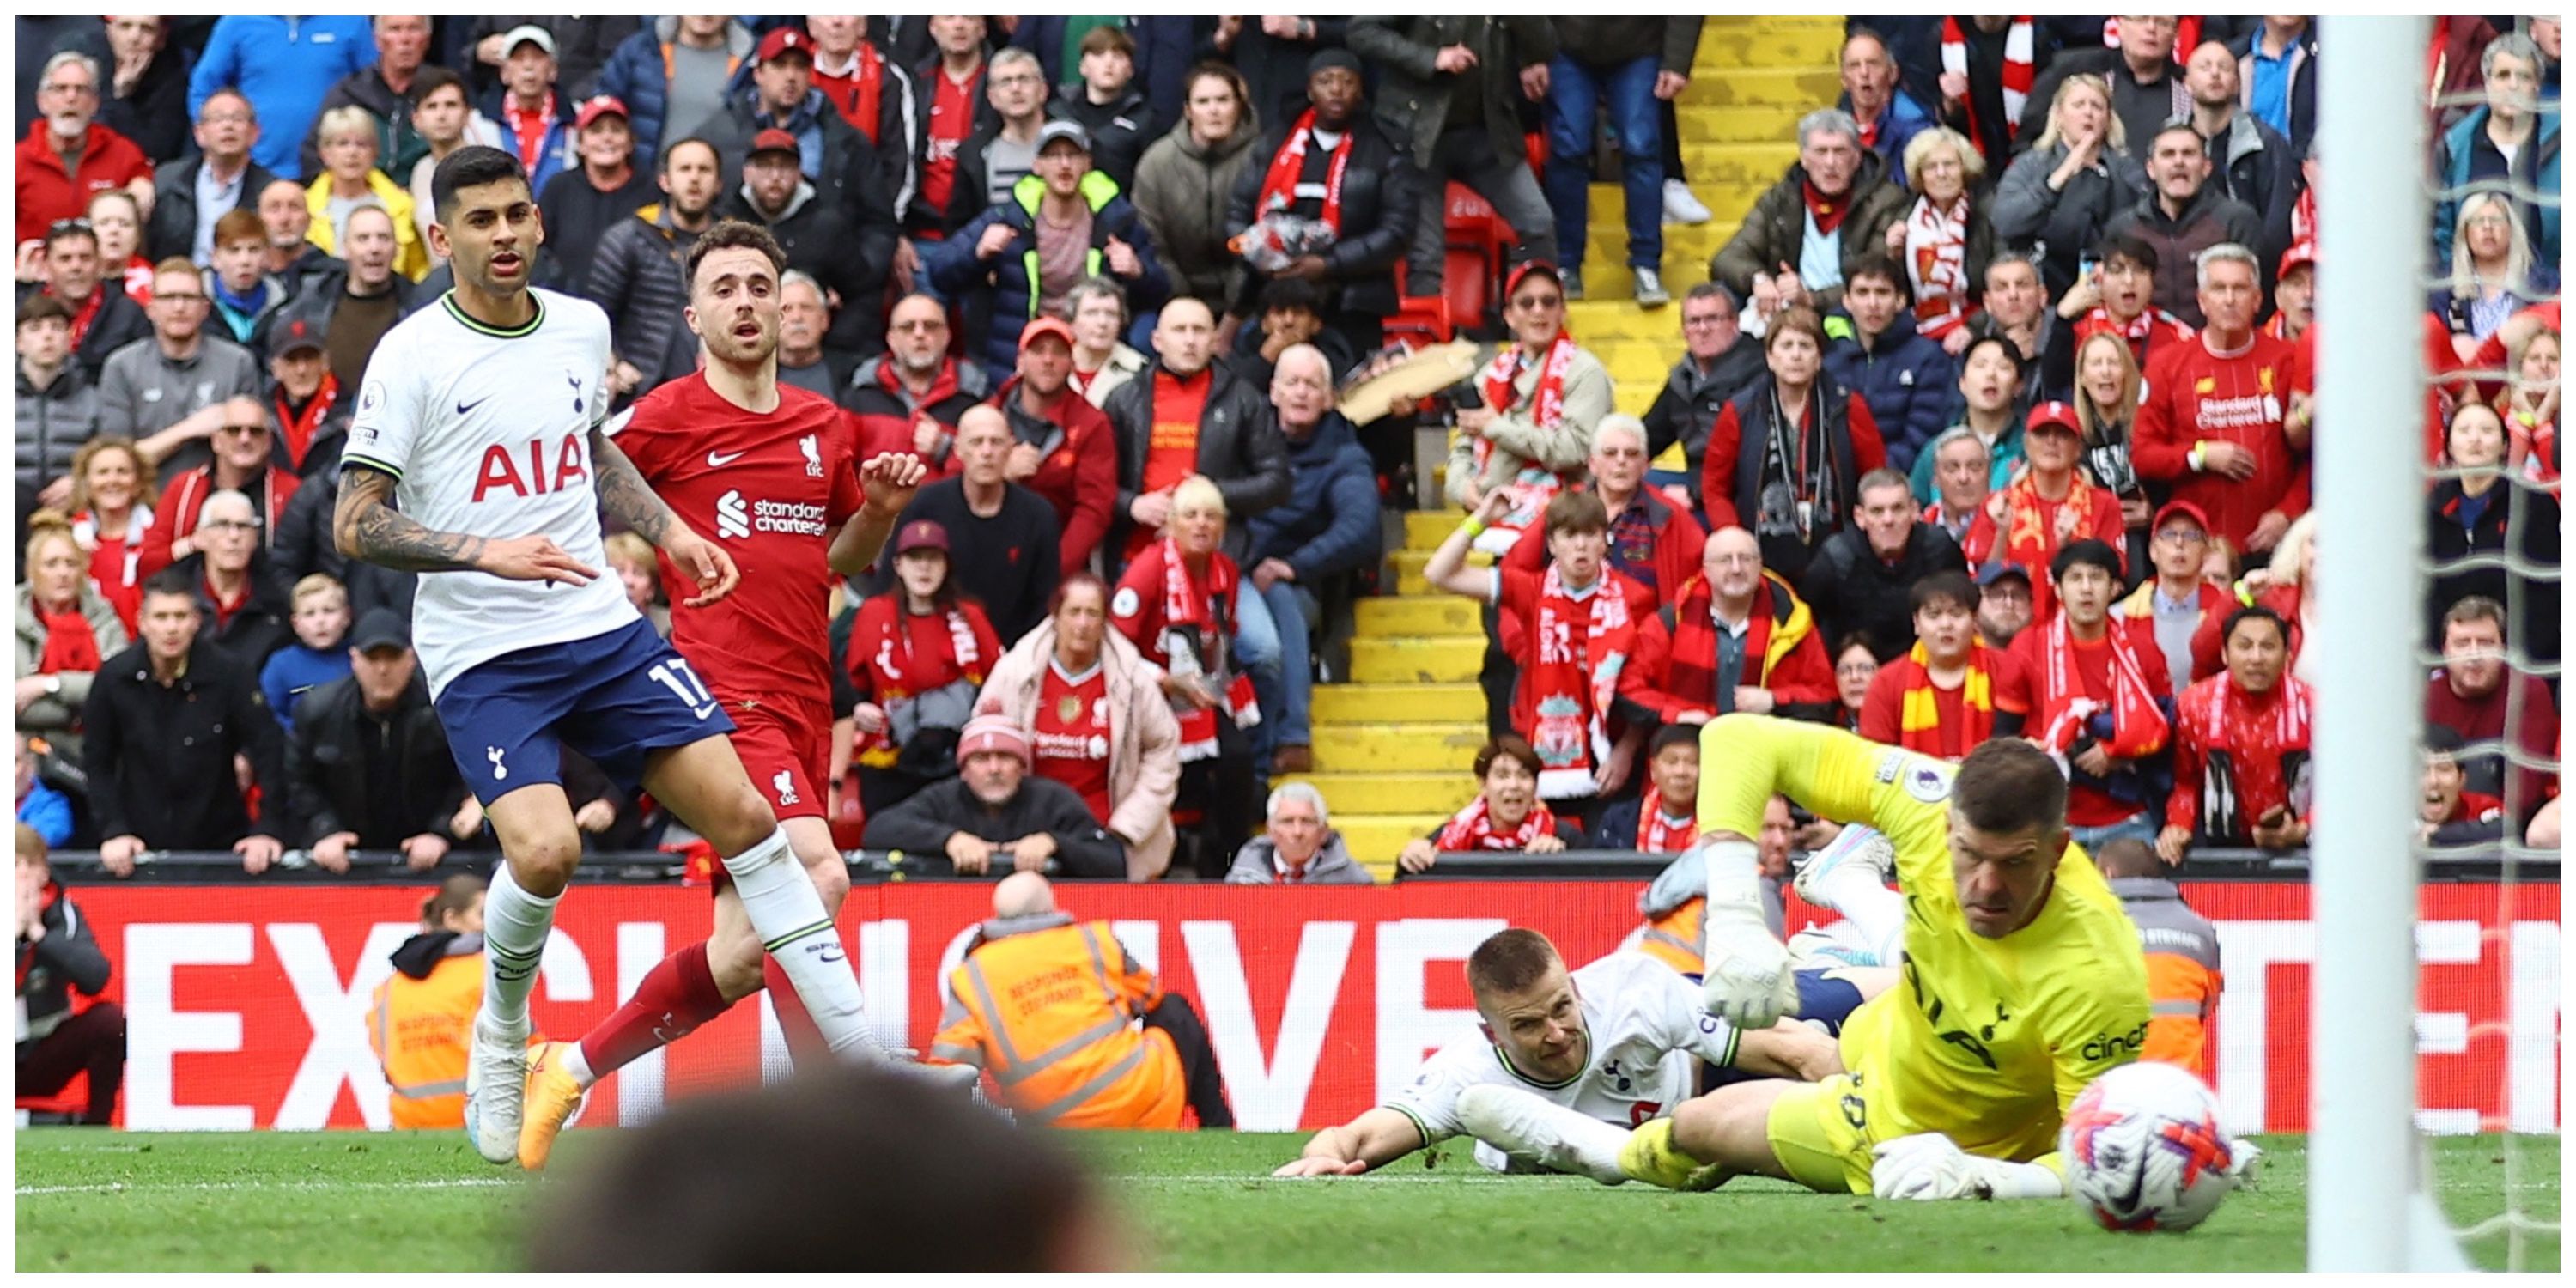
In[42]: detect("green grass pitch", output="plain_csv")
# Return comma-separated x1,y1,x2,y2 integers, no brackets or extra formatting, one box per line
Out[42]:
15,1129,2558,1272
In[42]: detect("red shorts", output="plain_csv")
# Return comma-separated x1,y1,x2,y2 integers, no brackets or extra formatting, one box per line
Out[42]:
726,696,831,824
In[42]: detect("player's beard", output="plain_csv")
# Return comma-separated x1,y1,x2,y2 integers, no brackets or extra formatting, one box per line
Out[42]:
704,317,780,369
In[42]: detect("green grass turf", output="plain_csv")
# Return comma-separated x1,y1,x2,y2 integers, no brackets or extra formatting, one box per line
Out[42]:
14,1129,2559,1272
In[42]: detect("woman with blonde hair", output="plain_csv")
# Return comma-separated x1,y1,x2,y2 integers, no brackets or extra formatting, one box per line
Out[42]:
2069,329,2151,567
63,437,157,634
1885,126,1993,350
602,531,670,637
304,106,430,281
2436,189,2555,361
2499,325,2558,483
1110,476,1259,874
1990,73,2145,295
15,516,131,763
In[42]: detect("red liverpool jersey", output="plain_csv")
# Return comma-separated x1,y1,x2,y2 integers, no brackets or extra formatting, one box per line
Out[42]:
2130,331,2309,550
610,374,861,708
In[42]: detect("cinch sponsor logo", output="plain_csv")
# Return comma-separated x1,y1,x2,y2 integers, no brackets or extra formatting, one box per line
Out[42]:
2082,1022,2150,1063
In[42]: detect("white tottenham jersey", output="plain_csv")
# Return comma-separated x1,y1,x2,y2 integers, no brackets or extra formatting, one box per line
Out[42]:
1384,952,1740,1152
342,289,636,696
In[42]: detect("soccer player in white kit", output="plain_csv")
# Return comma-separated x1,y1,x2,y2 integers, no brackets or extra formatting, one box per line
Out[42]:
1274,929,1844,1181
334,147,881,1165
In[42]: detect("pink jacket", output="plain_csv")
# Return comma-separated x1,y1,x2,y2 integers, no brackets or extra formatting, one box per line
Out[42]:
974,619,1182,880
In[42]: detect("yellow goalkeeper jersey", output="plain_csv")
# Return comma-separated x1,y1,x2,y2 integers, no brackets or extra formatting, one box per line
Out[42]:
1697,714,2150,1167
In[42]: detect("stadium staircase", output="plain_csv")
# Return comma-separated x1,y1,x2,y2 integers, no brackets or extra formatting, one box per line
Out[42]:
1287,15,1844,880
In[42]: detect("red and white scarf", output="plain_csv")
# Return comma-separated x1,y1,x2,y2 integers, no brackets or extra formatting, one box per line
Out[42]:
1523,563,1633,799
850,602,984,697
1435,794,1559,852
2033,614,2169,762
1637,799,1697,854
1904,194,1974,337
1941,17,2032,158
1254,109,1351,234
1153,535,1261,762
1474,332,1582,537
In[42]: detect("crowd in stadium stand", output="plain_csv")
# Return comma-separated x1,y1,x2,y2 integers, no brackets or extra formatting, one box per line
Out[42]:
10,15,2562,882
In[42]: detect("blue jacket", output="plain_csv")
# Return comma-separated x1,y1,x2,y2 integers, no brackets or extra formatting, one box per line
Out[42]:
259,641,352,737
16,778,72,848
923,170,1171,381
596,15,756,172
186,16,376,179
2434,106,2561,269
1823,309,1957,474
1841,88,1937,192
476,88,580,197
1245,411,1382,582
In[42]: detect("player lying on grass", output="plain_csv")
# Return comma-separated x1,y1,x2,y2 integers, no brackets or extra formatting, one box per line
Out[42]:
1630,715,2151,1200
1273,928,1852,1182
515,219,962,1170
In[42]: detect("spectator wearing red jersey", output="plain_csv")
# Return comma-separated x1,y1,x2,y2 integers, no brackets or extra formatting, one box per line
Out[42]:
1504,416,1706,610
832,519,1003,817
801,16,919,218
1701,307,1890,582
1861,570,2028,760
2265,240,2315,346
2424,596,2560,817
17,52,155,252
973,574,1182,881
2132,242,2306,556
1425,489,1655,817
2118,500,2235,696
843,294,994,475
2010,539,2172,852
993,317,1116,575
2160,604,2313,863
135,397,298,580
1620,526,1838,729
1110,477,1262,875
2420,724,2507,848
2189,510,2314,685
1964,401,2125,622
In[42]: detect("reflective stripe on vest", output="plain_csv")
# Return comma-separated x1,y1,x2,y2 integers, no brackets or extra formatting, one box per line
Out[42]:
1024,1037,1150,1125
2150,999,2205,1018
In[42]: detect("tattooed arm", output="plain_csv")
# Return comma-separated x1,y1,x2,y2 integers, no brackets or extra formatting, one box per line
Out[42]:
593,425,741,606
334,465,600,583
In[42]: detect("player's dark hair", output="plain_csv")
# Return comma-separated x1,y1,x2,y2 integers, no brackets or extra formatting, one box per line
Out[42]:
419,873,484,929
2049,538,2123,585
1911,570,1981,617
1473,735,1542,782
430,145,529,222
533,1061,1103,1272
140,568,202,610
2092,836,2160,878
1466,927,1563,1001
2221,604,2287,650
685,218,787,290
1951,738,2069,837
1649,723,1700,757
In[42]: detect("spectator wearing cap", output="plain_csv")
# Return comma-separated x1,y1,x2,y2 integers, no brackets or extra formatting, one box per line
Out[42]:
18,51,155,250
702,26,878,228
15,825,126,1123
1711,108,1909,316
2102,125,2265,329
973,573,1184,881
537,94,657,297
596,17,756,173
2424,595,2560,814
1991,69,2149,301
455,17,638,106
1104,296,1288,568
252,293,347,481
1964,400,2125,621
474,27,580,199
2132,243,2304,556
1620,524,1838,729
1799,465,1967,662
1228,782,1370,884
2117,500,2234,696
929,118,1170,386
1346,17,1559,301
145,89,280,266
993,316,1119,576
186,16,378,181
302,108,430,283
255,572,350,734
16,295,105,501
2158,604,2312,863
205,210,288,346
296,16,434,185
156,486,292,670
2264,240,2314,347
829,517,1003,815
589,137,721,406
83,568,286,877
1542,19,1699,307
861,714,1126,878
717,128,897,363
1044,26,1158,194
289,606,466,876
2009,538,2172,852
879,406,1063,643
1974,559,2036,650
1700,307,1888,582
1242,342,1384,774
939,46,1052,232
1446,263,1612,549
843,293,994,475
2182,39,2296,270
1224,47,1420,356
1130,63,1261,319
2418,725,2508,849
1823,254,1958,475
1859,569,2030,760
98,258,265,485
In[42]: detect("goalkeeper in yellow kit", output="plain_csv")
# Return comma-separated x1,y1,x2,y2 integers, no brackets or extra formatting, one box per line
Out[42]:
1623,714,2151,1201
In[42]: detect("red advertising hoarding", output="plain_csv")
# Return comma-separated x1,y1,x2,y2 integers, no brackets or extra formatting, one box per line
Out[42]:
52,880,2559,1136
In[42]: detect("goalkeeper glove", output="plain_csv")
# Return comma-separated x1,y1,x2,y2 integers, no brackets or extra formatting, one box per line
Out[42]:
1870,1133,2064,1201
1697,838,1800,1028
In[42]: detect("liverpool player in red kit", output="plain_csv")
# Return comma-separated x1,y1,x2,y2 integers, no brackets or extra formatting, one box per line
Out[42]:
2131,242,2308,556
516,220,934,1169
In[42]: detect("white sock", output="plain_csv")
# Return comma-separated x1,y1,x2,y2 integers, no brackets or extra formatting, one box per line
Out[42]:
481,861,556,1032
1700,840,1771,929
1812,860,1906,968
1459,1085,1632,1187
560,1042,595,1089
721,827,884,1062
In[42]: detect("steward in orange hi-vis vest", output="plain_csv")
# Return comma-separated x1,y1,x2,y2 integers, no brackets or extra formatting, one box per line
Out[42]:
2107,875,2223,1078
367,931,487,1130
932,881,1235,1129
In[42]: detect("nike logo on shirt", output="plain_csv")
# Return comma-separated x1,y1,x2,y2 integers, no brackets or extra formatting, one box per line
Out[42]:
457,396,494,415
706,450,747,467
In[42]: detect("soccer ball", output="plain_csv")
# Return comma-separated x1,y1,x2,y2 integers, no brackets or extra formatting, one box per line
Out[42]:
2059,1061,2238,1232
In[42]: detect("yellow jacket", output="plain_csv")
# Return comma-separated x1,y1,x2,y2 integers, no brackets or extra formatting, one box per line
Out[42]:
305,169,430,282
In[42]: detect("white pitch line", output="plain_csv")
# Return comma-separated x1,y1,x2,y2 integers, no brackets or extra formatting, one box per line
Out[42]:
18,1177,520,1196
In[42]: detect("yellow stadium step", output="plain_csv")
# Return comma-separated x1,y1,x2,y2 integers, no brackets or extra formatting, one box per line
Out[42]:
1355,593,1481,636
1675,103,1808,145
1580,222,1738,280
1309,683,1486,726
1337,815,1455,867
1692,21,1844,70
1311,721,1487,773
1563,300,1697,343
1680,67,1840,111
1588,180,1770,228
1401,510,1472,551
1390,548,1489,597
1276,770,1482,817
1348,637,1485,686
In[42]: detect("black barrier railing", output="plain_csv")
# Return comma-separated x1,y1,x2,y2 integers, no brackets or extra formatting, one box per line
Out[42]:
35,846,2558,884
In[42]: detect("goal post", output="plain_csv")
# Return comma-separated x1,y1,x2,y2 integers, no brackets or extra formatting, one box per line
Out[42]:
2306,13,2463,1272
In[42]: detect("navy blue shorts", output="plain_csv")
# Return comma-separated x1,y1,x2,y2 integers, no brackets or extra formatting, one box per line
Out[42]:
1693,968,1870,1093
434,617,736,803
